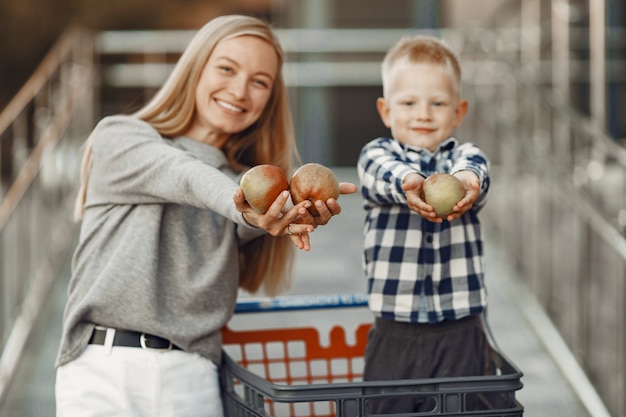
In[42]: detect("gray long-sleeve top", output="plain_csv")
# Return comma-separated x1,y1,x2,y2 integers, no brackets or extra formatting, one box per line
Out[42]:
56,115,264,367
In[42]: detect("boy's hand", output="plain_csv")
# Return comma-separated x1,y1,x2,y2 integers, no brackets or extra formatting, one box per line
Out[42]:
445,170,480,221
402,173,441,222
403,171,480,222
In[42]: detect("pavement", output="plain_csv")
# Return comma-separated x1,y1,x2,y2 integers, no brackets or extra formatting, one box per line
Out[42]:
0,167,594,417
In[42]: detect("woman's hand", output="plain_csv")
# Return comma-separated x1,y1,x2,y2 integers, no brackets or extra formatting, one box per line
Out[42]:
234,189,315,251
298,182,358,227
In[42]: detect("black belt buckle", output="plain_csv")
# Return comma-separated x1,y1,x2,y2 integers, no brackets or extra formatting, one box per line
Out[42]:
140,333,173,350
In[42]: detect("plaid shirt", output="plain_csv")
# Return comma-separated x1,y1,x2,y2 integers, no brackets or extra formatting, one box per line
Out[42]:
357,137,490,324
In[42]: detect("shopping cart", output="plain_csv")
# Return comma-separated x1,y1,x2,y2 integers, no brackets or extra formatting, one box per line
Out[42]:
220,293,523,417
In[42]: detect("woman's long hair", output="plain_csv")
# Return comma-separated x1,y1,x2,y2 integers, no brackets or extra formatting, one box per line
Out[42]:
74,15,298,296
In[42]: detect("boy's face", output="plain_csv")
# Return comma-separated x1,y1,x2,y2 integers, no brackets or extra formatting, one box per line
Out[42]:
377,61,468,152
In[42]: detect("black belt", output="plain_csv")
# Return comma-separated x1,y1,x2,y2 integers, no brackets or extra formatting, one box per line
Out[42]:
89,327,182,350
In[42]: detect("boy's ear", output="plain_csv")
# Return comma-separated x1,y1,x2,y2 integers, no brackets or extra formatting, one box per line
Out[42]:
376,97,391,128
454,99,469,127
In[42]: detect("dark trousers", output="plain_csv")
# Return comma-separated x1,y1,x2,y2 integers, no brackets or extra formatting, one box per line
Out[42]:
363,315,491,414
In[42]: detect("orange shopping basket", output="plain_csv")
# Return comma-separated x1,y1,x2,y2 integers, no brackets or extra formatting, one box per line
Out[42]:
220,293,523,417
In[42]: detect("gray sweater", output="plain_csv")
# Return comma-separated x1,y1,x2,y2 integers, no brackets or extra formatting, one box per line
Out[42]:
56,115,264,367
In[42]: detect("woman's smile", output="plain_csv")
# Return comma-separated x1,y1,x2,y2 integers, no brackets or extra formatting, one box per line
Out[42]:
215,98,245,113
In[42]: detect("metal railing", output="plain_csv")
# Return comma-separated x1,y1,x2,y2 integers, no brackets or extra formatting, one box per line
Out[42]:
0,28,96,406
460,33,626,417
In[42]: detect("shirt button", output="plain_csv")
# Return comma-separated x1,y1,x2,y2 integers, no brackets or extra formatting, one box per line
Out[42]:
425,234,433,244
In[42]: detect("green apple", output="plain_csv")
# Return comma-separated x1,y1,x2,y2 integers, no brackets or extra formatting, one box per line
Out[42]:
423,173,465,217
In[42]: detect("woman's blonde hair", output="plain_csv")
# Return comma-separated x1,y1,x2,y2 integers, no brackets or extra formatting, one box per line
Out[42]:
74,14,298,296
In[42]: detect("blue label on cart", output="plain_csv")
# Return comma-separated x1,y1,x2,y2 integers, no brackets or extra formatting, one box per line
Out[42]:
234,293,369,313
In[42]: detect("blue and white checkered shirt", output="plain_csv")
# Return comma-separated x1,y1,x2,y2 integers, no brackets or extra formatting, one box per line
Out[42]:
357,137,490,324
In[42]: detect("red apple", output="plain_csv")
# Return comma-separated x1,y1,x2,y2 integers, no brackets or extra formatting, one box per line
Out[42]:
290,163,340,216
422,173,465,217
240,164,289,213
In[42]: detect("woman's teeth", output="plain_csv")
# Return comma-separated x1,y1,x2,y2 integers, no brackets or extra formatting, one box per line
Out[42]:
217,100,243,112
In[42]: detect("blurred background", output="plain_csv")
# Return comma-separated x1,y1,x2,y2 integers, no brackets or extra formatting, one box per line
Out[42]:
2,0,624,163
1,0,625,416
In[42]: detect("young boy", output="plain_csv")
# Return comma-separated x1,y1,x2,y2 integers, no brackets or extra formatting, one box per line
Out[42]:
357,35,491,413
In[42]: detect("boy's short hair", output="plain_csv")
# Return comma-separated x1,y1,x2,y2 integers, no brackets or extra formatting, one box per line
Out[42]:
381,35,462,97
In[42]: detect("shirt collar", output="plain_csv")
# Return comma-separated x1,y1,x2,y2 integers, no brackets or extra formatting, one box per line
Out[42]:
403,137,458,155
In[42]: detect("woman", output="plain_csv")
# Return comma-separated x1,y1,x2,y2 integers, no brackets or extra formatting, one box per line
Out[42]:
55,14,356,416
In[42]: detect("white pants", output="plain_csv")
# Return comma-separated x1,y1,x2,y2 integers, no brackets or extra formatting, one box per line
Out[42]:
55,345,224,417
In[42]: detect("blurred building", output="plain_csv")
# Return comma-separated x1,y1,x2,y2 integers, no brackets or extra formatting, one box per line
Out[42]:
265,0,625,165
